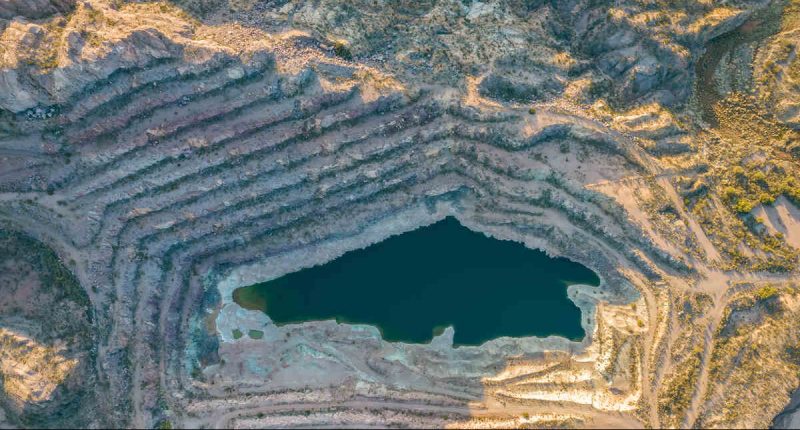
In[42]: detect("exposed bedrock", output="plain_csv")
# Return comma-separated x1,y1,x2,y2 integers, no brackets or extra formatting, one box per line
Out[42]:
0,0,798,428
0,228,96,428
0,0,74,20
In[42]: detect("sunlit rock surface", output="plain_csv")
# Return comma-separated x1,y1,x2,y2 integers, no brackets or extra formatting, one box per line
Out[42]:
1,0,800,428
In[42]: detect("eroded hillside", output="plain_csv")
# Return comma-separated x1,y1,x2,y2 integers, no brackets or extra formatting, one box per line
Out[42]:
0,0,799,428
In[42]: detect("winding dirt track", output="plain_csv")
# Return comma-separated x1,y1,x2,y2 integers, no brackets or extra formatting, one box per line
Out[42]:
210,398,643,429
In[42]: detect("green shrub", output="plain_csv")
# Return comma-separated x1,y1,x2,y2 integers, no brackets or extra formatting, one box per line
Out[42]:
750,171,767,186
755,285,779,301
722,186,741,201
333,41,353,61
734,199,754,214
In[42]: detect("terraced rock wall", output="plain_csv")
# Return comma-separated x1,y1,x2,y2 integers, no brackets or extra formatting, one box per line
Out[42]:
1,0,799,428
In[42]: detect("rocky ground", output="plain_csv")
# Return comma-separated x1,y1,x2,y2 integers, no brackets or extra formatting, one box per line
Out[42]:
0,229,95,428
0,0,799,428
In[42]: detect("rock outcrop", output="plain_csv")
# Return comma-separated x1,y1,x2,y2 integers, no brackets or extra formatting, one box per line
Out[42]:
0,0,799,428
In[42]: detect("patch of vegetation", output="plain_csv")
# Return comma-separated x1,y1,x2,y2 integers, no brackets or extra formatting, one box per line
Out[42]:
685,90,800,271
167,0,227,18
658,346,702,425
21,16,70,71
754,285,779,301
248,329,264,339
478,75,545,103
701,285,800,428
333,41,353,61
232,329,243,340
718,158,800,216
0,229,89,316
0,228,95,428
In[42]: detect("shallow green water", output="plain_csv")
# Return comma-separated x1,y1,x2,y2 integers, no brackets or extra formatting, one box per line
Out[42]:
233,217,600,346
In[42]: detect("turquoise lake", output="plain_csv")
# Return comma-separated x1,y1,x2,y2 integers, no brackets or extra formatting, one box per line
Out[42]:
233,217,600,346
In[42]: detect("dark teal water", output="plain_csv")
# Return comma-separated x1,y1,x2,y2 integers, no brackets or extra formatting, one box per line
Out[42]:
233,217,600,346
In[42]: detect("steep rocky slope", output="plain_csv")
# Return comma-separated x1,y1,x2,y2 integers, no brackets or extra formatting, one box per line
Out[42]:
0,0,799,428
0,229,94,427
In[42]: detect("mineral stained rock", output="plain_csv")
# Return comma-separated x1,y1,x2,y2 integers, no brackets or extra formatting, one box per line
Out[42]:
1,0,800,428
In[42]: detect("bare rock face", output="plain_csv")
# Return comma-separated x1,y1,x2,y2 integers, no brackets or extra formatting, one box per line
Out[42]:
0,1,200,113
0,0,74,20
0,230,94,428
0,0,800,429
215,0,754,108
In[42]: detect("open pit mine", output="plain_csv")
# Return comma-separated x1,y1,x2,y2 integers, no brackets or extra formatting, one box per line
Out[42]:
2,0,800,428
